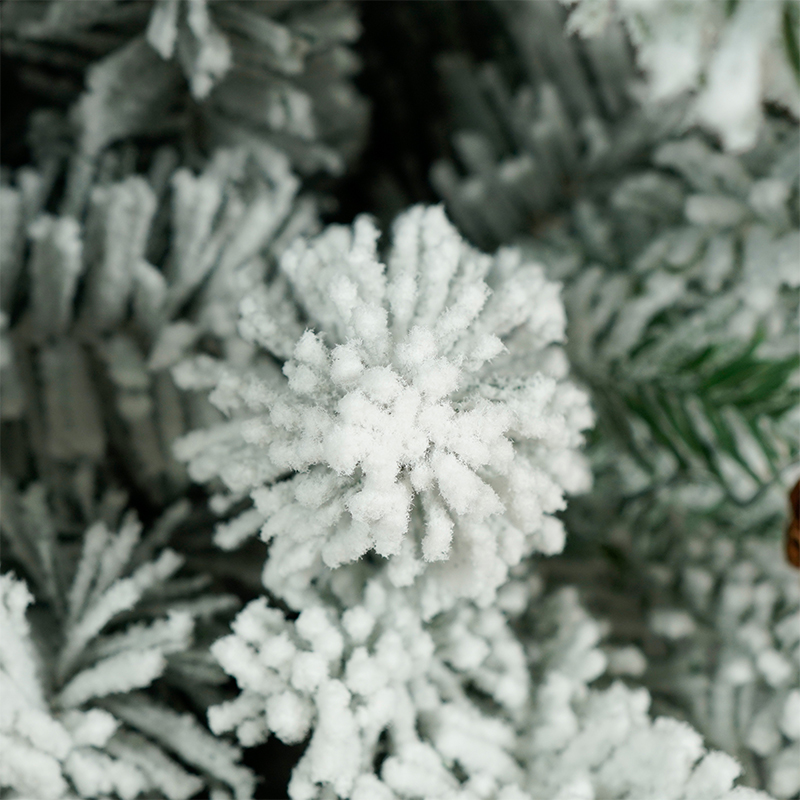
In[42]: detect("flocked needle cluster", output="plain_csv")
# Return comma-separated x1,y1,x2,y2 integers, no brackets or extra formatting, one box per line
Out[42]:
0,483,252,800
2,0,369,177
176,204,593,614
208,574,529,800
561,0,800,152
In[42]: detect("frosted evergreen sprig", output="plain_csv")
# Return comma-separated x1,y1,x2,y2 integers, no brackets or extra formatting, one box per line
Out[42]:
0,484,253,800
209,573,529,800
522,679,775,800
206,553,780,799
494,567,777,800
432,0,685,252
437,35,798,535
561,0,800,152
175,204,593,615
540,463,799,796
630,520,800,798
2,0,369,178
540,114,799,791
1,144,316,512
562,118,799,519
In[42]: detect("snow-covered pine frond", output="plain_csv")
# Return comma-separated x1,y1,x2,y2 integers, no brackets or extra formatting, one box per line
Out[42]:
431,0,685,252
489,107,798,798
434,21,798,534
491,565,777,800
508,94,798,798
562,117,799,524
561,0,800,152
523,678,775,800
0,144,316,513
544,486,800,797
209,554,777,800
1,0,369,180
175,204,593,615
624,521,799,797
0,484,252,800
431,25,797,795
208,572,529,800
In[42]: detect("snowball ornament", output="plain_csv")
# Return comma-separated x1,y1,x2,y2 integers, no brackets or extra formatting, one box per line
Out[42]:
177,205,592,613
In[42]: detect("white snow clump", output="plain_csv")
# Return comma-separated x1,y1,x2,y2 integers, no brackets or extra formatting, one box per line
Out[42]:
176,204,593,614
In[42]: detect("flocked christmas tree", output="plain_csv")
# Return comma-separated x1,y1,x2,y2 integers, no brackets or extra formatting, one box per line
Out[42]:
1,1,798,798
